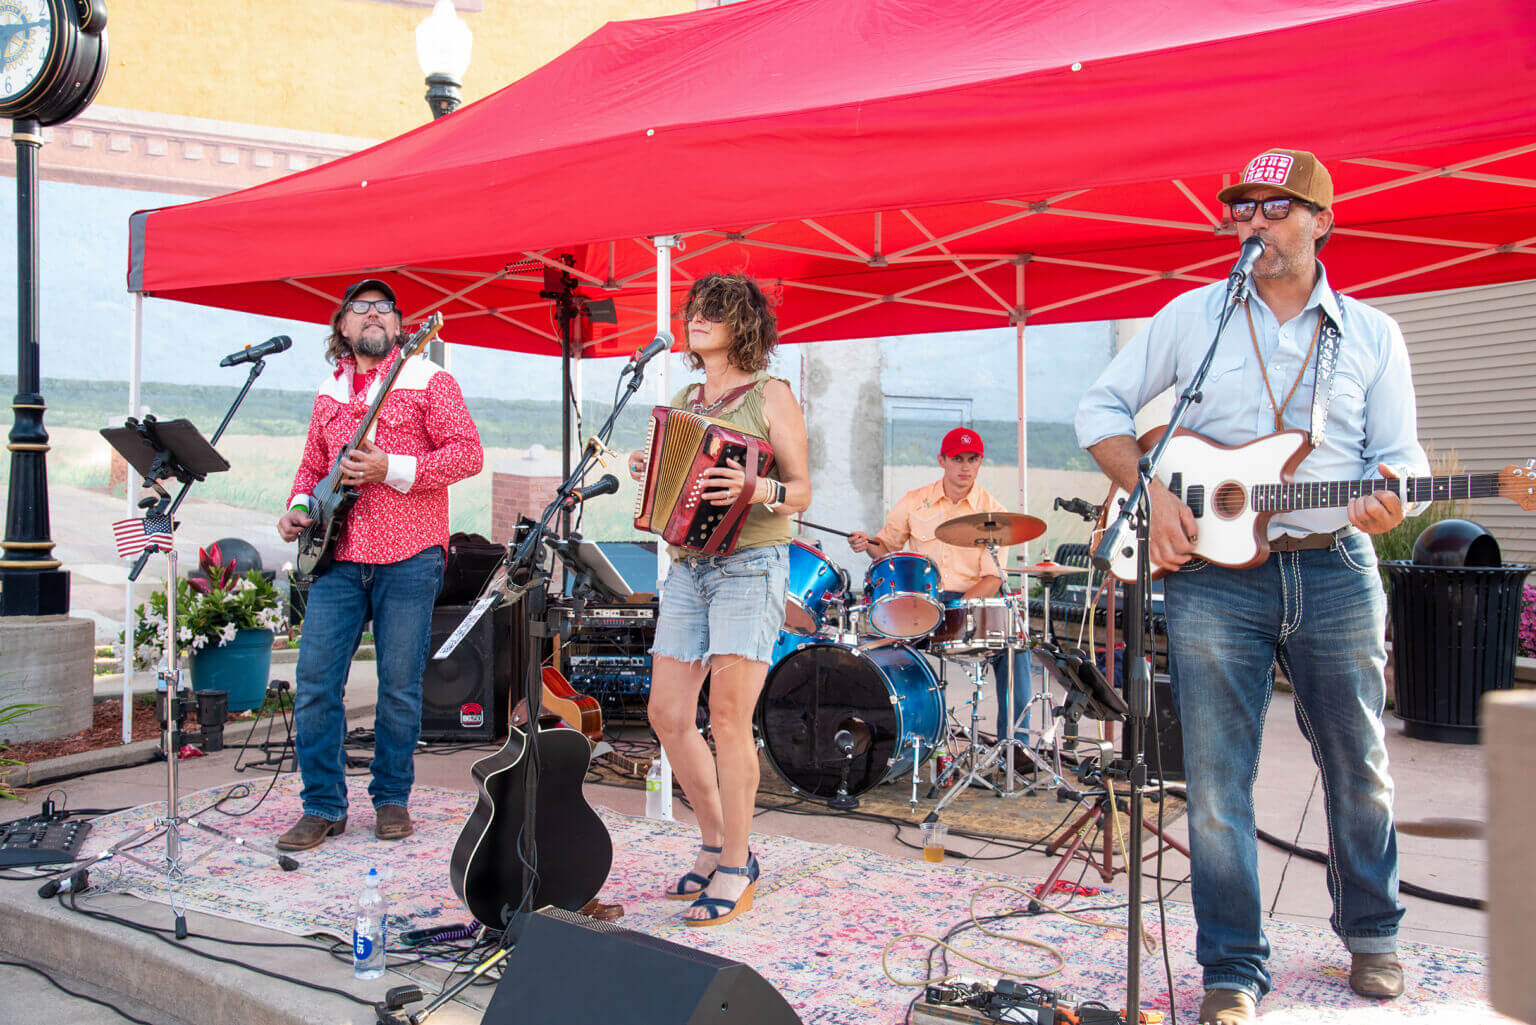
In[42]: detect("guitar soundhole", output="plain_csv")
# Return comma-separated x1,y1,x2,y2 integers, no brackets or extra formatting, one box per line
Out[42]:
1212,481,1247,519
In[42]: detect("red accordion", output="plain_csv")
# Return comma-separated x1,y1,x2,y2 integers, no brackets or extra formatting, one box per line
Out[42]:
633,406,776,556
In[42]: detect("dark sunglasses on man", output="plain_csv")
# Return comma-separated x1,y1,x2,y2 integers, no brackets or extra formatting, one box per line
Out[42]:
346,299,396,314
1229,197,1318,222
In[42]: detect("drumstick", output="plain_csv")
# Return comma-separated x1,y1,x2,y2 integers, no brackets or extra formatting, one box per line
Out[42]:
795,517,855,539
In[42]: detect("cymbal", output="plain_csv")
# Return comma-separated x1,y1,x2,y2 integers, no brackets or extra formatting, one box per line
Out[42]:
1012,560,1090,579
935,511,1047,547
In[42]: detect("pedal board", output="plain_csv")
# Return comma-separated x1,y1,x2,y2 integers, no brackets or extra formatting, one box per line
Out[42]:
0,814,91,868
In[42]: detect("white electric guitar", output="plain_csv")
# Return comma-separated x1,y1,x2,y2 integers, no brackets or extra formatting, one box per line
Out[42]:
1096,427,1536,583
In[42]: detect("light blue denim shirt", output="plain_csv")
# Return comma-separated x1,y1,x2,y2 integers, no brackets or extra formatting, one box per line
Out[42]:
1075,263,1429,538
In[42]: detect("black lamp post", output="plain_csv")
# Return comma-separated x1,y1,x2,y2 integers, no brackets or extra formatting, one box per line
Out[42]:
415,0,471,367
0,0,109,616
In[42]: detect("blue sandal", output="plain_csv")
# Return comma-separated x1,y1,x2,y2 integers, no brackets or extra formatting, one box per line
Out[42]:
664,843,723,900
684,853,759,927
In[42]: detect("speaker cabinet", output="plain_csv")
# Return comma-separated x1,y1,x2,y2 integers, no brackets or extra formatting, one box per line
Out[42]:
485,907,802,1025
1121,672,1184,781
420,604,509,742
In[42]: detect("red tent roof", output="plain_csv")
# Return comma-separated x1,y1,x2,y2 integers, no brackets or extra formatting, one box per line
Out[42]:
129,0,1536,358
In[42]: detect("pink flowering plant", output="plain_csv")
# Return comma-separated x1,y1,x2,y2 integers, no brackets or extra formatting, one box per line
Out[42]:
120,543,283,670
1520,583,1536,659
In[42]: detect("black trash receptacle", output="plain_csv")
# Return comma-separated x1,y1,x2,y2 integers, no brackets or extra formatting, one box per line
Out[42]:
1384,532,1532,743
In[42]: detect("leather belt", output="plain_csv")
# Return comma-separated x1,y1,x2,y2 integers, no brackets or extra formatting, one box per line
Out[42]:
1268,526,1358,553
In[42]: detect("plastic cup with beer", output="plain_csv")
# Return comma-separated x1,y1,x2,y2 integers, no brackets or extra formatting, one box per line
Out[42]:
920,820,948,863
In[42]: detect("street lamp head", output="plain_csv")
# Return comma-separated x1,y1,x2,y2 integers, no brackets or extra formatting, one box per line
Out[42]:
416,0,473,80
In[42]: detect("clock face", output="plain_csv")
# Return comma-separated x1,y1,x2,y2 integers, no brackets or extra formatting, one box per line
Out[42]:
0,0,54,106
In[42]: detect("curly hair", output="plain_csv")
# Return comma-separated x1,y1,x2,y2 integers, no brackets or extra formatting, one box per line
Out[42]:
678,273,779,373
323,299,402,366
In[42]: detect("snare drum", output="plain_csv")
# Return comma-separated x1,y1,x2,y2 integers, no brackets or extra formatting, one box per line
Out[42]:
783,539,846,635
864,552,943,639
930,597,1025,660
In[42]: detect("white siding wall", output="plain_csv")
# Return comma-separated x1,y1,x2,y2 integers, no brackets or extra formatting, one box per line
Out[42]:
1370,280,1536,566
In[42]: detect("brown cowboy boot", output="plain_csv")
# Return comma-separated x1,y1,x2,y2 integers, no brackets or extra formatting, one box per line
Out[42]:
375,805,414,840
276,814,346,851
1197,988,1257,1024
1350,952,1405,999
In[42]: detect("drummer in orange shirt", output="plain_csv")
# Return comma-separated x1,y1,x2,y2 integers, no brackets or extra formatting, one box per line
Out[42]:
849,428,1033,752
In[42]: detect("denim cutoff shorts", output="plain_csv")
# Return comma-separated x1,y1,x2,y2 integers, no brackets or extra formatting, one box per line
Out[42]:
650,544,789,665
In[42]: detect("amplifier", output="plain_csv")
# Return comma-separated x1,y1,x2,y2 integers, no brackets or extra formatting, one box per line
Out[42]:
574,603,656,628
564,601,655,722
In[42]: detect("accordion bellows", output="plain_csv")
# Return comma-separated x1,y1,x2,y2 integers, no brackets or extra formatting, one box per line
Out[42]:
633,406,776,556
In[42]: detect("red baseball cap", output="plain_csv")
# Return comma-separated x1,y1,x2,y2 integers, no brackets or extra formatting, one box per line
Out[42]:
940,428,984,458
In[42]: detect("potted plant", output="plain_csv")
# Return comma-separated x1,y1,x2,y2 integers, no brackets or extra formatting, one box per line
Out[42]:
122,543,284,712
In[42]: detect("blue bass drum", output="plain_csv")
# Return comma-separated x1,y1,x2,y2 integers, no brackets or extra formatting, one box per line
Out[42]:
864,552,944,638
783,538,848,634
756,640,943,798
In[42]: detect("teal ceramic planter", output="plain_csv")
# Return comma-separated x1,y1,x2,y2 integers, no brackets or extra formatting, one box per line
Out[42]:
189,628,274,713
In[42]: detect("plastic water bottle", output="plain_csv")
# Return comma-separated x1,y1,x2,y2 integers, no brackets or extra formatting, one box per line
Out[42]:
353,867,387,980
645,759,666,818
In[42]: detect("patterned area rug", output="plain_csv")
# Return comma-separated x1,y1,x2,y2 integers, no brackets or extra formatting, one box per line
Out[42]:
82,777,1501,1024
591,744,1186,850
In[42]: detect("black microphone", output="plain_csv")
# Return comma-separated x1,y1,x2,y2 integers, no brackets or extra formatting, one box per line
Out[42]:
219,335,292,367
833,729,855,756
629,331,674,369
1228,235,1267,287
562,473,620,507
1054,496,1102,522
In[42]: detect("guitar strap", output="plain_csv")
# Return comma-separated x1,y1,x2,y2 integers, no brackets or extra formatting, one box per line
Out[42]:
1307,292,1343,450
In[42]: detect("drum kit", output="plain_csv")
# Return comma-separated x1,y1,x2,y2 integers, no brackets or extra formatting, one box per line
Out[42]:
755,510,1097,811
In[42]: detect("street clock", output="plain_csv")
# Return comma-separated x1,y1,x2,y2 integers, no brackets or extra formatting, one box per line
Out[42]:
0,0,106,126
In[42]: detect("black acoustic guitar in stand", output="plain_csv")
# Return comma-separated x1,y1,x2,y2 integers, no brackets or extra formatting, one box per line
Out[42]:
294,313,443,578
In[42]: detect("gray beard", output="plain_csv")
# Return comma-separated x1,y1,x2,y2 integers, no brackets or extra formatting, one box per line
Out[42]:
353,328,396,359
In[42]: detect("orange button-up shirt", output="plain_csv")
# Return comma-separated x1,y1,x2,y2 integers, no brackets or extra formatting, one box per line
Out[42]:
875,479,1008,593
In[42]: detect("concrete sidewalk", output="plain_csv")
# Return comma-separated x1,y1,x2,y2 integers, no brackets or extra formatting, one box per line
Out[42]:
0,684,1491,1025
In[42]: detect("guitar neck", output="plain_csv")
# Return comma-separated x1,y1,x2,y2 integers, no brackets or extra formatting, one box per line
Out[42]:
1253,472,1507,512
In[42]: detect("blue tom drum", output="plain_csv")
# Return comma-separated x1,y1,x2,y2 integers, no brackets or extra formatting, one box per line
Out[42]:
783,538,847,635
863,552,943,639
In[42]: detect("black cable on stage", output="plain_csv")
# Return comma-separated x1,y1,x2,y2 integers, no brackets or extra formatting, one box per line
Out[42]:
0,958,159,1025
1253,826,1484,910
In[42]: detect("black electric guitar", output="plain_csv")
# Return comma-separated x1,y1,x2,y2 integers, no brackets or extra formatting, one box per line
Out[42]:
449,695,613,928
1098,426,1536,582
294,313,442,578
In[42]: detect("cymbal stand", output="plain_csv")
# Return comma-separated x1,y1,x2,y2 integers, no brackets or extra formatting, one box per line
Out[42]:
928,660,1004,809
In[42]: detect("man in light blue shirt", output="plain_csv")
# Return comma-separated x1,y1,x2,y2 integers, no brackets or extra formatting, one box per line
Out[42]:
1076,149,1425,1024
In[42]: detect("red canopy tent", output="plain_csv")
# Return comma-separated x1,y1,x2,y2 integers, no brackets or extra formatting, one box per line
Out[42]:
127,0,1536,358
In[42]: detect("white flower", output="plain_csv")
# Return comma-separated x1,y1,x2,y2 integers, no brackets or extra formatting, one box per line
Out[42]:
219,623,237,644
178,626,194,643
191,635,208,651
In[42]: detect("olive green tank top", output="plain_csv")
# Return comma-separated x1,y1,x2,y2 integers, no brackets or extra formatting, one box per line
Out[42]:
667,371,791,555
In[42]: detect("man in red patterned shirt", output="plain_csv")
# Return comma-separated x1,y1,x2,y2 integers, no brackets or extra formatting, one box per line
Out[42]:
275,279,483,851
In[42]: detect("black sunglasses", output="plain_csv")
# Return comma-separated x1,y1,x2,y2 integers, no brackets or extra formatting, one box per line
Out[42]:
1229,197,1317,222
346,299,396,314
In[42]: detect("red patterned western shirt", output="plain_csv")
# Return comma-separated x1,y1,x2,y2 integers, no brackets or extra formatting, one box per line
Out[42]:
288,348,483,565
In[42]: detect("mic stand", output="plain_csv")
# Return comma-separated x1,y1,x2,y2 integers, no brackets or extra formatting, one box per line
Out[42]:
1091,274,1249,1020
49,368,297,937
828,734,859,811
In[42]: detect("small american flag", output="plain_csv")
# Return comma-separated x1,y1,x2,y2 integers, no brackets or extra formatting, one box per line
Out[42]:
112,514,175,559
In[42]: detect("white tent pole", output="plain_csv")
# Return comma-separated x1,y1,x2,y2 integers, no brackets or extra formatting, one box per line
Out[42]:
1015,261,1030,563
122,293,144,743
651,233,681,820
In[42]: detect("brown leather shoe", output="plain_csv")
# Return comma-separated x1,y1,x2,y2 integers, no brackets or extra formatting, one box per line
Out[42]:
375,804,413,840
276,814,346,851
1350,952,1405,999
1197,988,1257,1024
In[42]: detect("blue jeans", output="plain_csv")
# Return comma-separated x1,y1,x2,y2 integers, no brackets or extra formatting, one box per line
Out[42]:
651,545,790,665
1162,531,1402,1003
293,547,444,821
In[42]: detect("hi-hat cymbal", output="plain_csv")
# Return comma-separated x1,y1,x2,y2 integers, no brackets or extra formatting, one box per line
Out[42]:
935,511,1047,547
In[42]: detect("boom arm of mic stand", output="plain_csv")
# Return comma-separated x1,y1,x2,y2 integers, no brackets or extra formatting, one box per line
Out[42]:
127,358,269,583
1090,287,1249,573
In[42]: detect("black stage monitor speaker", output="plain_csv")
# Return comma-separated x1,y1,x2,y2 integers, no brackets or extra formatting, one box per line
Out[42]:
1122,671,1184,781
420,604,507,742
485,907,802,1025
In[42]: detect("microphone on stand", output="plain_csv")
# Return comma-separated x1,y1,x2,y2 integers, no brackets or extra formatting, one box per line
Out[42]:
562,474,620,508
218,335,292,367
629,331,674,371
1227,235,1266,301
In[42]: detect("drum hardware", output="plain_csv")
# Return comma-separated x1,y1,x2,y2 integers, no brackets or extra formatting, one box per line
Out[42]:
828,727,862,811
